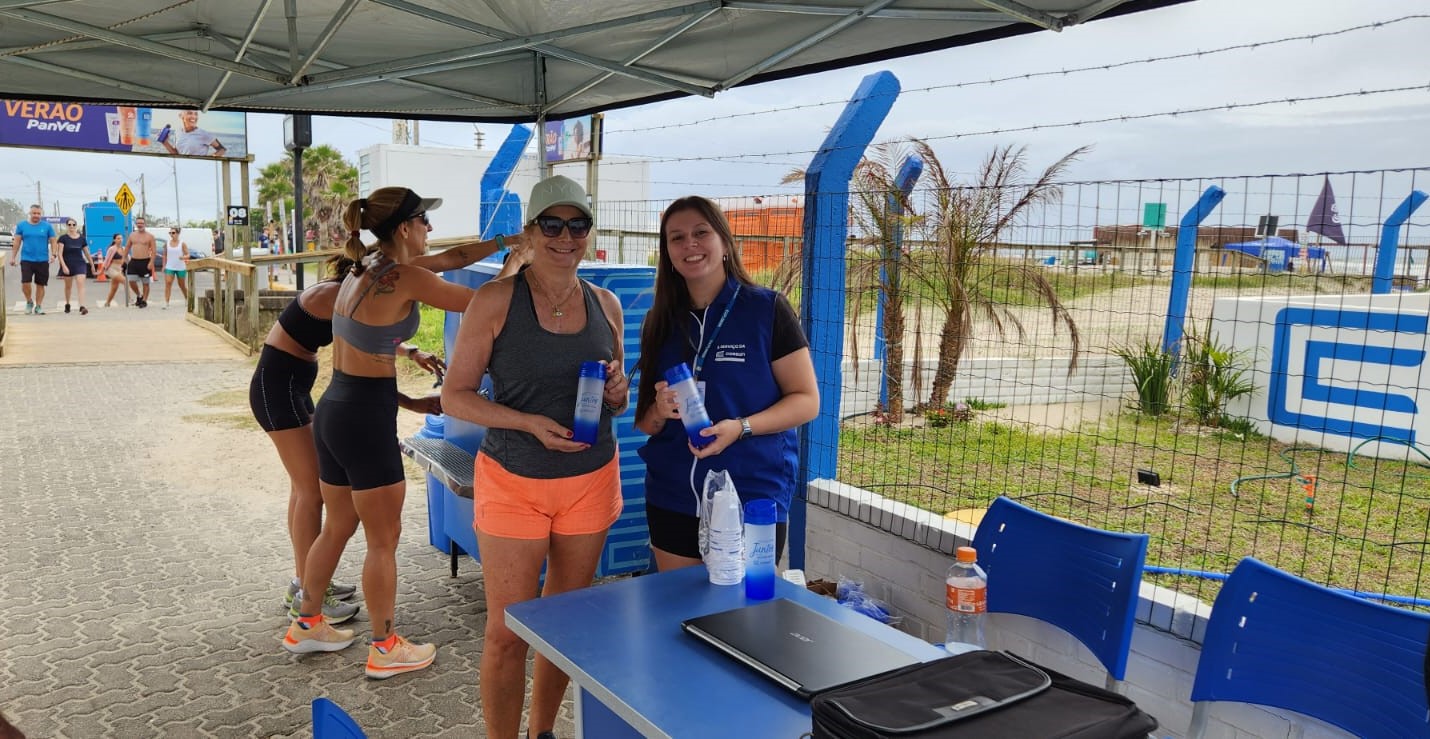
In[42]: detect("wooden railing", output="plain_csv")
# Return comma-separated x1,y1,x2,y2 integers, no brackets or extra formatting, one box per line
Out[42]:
185,248,345,350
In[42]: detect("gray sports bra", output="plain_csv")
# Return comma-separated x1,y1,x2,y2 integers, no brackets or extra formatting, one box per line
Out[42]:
331,261,421,356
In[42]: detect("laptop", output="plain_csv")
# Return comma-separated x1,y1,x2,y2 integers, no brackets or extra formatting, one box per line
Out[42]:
681,598,922,699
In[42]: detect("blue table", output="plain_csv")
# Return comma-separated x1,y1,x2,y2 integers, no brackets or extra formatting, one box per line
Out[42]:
505,567,946,738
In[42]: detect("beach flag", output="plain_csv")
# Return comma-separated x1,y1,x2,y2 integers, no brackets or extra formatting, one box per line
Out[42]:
1306,176,1347,245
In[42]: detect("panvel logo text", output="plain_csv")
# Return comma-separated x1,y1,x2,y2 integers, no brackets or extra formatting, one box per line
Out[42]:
5,100,84,132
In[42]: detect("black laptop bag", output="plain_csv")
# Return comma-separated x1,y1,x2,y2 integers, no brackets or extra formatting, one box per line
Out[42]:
810,650,1158,739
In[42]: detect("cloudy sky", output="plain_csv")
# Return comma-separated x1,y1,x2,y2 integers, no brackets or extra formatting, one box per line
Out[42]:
1,0,1426,239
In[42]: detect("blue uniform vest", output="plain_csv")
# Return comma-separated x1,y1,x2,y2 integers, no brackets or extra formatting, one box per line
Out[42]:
638,278,799,521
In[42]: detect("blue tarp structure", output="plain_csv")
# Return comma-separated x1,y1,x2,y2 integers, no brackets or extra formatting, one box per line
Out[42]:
1223,236,1328,272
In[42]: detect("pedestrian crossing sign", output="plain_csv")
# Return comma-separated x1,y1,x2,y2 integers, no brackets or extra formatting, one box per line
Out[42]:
115,183,136,215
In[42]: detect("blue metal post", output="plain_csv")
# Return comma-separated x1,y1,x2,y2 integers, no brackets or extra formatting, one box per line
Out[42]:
793,70,901,569
875,156,923,409
1371,190,1429,294
480,124,533,240
1162,186,1226,358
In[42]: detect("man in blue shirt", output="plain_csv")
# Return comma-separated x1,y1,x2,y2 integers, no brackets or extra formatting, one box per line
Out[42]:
7,204,57,314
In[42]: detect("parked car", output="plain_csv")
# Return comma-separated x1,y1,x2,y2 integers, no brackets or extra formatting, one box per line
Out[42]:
0,230,12,249
176,227,214,259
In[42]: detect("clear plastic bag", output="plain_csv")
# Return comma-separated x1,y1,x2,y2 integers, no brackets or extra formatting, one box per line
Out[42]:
836,576,902,625
699,470,745,585
698,469,738,557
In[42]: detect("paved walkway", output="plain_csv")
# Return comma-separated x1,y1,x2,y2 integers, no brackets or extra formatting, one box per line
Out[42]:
0,301,573,737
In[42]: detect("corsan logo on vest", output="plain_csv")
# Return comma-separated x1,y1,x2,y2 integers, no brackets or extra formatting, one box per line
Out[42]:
714,343,747,363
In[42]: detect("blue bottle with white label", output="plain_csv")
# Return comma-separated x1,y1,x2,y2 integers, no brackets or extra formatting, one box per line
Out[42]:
664,363,713,449
743,499,777,600
572,361,606,445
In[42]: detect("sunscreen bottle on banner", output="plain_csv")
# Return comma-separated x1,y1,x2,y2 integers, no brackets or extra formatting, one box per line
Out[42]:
136,108,153,145
118,107,136,146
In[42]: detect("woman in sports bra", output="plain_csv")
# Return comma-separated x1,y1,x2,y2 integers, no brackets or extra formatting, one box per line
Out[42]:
281,187,516,680
255,227,526,629
441,175,629,738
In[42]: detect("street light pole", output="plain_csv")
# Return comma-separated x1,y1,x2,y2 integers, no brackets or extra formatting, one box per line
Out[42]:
172,159,181,224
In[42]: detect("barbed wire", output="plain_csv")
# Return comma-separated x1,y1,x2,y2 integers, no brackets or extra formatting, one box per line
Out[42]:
602,83,1430,165
603,14,1429,136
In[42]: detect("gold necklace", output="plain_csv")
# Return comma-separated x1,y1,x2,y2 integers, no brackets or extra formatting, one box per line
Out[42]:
528,272,580,317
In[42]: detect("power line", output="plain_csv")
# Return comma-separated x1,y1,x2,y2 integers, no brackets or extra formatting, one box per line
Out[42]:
603,14,1429,136
604,83,1430,166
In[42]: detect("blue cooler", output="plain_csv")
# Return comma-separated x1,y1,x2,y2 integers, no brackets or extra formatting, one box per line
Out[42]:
438,257,655,576
412,414,451,553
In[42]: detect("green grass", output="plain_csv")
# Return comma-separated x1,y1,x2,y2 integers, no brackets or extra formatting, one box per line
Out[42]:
838,410,1430,608
1192,272,1375,293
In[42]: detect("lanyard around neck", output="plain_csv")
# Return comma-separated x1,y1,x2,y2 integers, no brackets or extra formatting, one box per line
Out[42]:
691,283,741,381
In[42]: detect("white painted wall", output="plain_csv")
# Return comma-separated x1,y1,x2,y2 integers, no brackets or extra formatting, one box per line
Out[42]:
802,479,1355,739
1215,292,1430,461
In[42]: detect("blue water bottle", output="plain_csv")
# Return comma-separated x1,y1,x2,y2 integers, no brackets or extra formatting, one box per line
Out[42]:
572,361,606,445
743,499,777,600
664,363,713,448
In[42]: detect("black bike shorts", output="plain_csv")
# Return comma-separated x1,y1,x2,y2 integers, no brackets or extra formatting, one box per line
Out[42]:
313,370,403,491
249,345,318,432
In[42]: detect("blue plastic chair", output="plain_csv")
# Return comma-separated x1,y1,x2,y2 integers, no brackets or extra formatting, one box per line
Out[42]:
1188,557,1430,738
971,496,1149,689
312,697,366,739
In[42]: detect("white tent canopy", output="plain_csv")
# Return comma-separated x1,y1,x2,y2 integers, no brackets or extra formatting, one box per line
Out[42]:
0,0,1188,122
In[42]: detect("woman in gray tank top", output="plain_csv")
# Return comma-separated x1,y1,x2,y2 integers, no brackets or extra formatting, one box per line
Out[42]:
442,175,630,739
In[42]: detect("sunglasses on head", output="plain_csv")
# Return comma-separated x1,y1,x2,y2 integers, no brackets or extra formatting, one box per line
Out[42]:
534,215,593,238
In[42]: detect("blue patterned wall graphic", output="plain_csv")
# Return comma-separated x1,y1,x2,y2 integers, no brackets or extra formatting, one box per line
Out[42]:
436,259,657,576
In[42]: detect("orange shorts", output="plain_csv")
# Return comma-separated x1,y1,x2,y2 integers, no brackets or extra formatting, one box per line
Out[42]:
473,452,623,539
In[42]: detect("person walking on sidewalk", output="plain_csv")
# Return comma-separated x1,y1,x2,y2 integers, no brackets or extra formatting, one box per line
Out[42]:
282,187,497,680
9,205,57,315
99,234,131,308
55,219,91,315
161,228,190,309
124,217,158,308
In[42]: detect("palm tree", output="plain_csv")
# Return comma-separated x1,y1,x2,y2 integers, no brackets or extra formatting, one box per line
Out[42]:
783,141,921,424
909,139,1089,411
253,145,358,249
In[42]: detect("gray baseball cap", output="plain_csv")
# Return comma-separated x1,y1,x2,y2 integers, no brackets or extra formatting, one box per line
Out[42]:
527,175,593,222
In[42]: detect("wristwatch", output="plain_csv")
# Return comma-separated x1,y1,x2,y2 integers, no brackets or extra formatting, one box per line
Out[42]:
737,417,753,440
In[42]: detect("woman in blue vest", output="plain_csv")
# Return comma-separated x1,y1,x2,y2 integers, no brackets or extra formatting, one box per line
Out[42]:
634,196,819,572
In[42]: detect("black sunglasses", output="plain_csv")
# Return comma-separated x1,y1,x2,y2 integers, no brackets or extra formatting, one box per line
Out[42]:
534,215,593,238
66,222,77,227
408,212,430,227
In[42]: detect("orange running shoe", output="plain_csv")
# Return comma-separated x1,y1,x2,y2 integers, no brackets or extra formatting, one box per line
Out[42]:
365,635,436,679
282,616,355,654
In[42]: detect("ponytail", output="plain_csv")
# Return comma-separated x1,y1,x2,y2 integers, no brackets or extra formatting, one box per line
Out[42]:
342,198,367,274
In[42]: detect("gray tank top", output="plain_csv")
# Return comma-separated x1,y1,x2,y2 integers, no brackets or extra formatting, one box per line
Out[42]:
332,261,421,355
481,273,617,478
